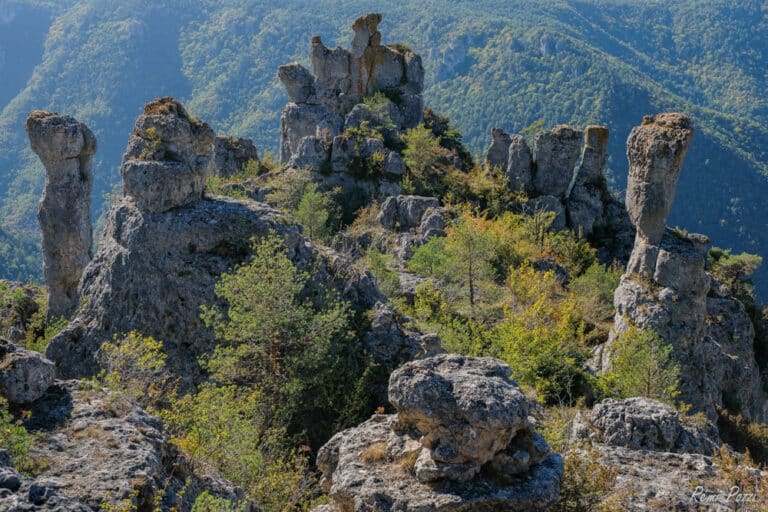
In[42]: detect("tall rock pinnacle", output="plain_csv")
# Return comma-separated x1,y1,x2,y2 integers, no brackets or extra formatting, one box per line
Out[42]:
26,111,96,321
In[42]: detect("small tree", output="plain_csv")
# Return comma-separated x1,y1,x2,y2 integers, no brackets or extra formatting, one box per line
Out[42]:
294,182,333,241
402,124,441,194
601,326,680,403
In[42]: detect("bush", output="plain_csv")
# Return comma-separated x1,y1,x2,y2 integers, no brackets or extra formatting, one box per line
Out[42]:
0,397,39,474
365,248,400,297
569,263,622,326
552,447,620,512
95,331,171,408
599,327,680,404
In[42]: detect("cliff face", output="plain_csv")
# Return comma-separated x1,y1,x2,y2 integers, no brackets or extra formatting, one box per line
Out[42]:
602,113,768,422
26,111,96,321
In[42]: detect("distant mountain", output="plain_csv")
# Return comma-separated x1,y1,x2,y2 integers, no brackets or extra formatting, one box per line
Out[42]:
1,0,767,295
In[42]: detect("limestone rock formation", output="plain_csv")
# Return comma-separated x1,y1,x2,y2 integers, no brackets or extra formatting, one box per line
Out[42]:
212,136,258,178
483,125,630,247
313,354,563,511
26,111,96,321
0,281,41,344
277,13,422,201
45,99,428,391
532,125,583,199
376,195,447,262
604,113,768,422
0,338,55,404
571,397,720,455
0,380,245,511
485,127,512,170
121,97,215,213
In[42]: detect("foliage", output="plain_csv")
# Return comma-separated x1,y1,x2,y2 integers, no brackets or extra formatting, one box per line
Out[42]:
96,331,171,408
599,327,680,404
294,182,335,242
401,124,442,195
265,170,340,241
0,397,39,475
191,492,248,512
552,447,620,512
162,385,316,512
717,409,768,465
569,262,622,326
708,246,763,299
365,248,400,297
361,92,396,131
200,233,369,444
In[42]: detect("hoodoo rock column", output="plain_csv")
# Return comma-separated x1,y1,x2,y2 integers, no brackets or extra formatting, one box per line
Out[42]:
26,111,97,321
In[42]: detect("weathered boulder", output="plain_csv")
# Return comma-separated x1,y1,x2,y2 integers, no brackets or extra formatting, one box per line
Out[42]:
571,398,720,455
0,381,246,511
0,338,55,404
314,354,563,511
277,62,316,104
212,136,258,178
485,127,512,170
289,135,330,170
26,111,96,321
279,103,343,164
377,195,441,231
533,125,583,199
121,97,215,213
506,134,533,192
625,113,693,246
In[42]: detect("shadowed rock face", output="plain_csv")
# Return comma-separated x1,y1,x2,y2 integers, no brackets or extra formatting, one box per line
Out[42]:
313,354,563,511
533,125,583,199
212,136,259,178
26,111,96,321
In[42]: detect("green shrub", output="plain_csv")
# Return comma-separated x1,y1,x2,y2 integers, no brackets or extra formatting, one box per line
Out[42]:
365,248,400,297
599,327,680,404
191,492,248,512
569,263,622,325
0,397,39,475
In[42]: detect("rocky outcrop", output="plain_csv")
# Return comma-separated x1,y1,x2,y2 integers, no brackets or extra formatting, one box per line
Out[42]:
120,97,215,213
571,398,720,455
604,113,768,422
0,281,41,344
26,111,96,321
313,354,563,511
45,99,430,391
0,380,245,511
376,195,447,262
484,125,631,247
212,136,258,178
0,338,55,404
277,13,422,201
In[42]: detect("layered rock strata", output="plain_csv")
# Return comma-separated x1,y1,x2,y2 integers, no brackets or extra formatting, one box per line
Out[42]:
313,354,563,511
26,111,96,320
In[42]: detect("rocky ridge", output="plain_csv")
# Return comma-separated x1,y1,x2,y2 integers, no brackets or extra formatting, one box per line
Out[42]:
313,354,563,511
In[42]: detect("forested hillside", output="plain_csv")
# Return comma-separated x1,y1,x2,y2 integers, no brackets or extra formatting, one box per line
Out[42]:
1,0,767,295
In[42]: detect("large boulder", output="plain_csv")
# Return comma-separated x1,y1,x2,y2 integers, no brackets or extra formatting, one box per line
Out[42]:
212,136,259,178
26,111,96,321
314,354,563,511
121,97,215,213
0,339,55,404
485,127,512,170
506,134,533,192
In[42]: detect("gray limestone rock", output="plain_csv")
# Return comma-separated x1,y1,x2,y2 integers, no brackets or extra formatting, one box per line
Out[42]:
377,195,440,231
212,136,259,178
26,111,96,321
485,127,512,170
0,338,55,404
121,98,215,213
567,125,609,236
529,195,566,231
506,134,533,192
313,354,563,511
383,150,406,176
571,398,720,455
277,62,316,104
289,135,330,171
533,125,583,198
279,103,342,164
625,113,693,245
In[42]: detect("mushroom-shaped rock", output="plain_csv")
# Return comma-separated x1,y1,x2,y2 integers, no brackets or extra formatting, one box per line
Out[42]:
313,354,563,511
121,97,215,213
26,110,96,321
625,113,693,245
0,338,55,404
351,13,382,57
